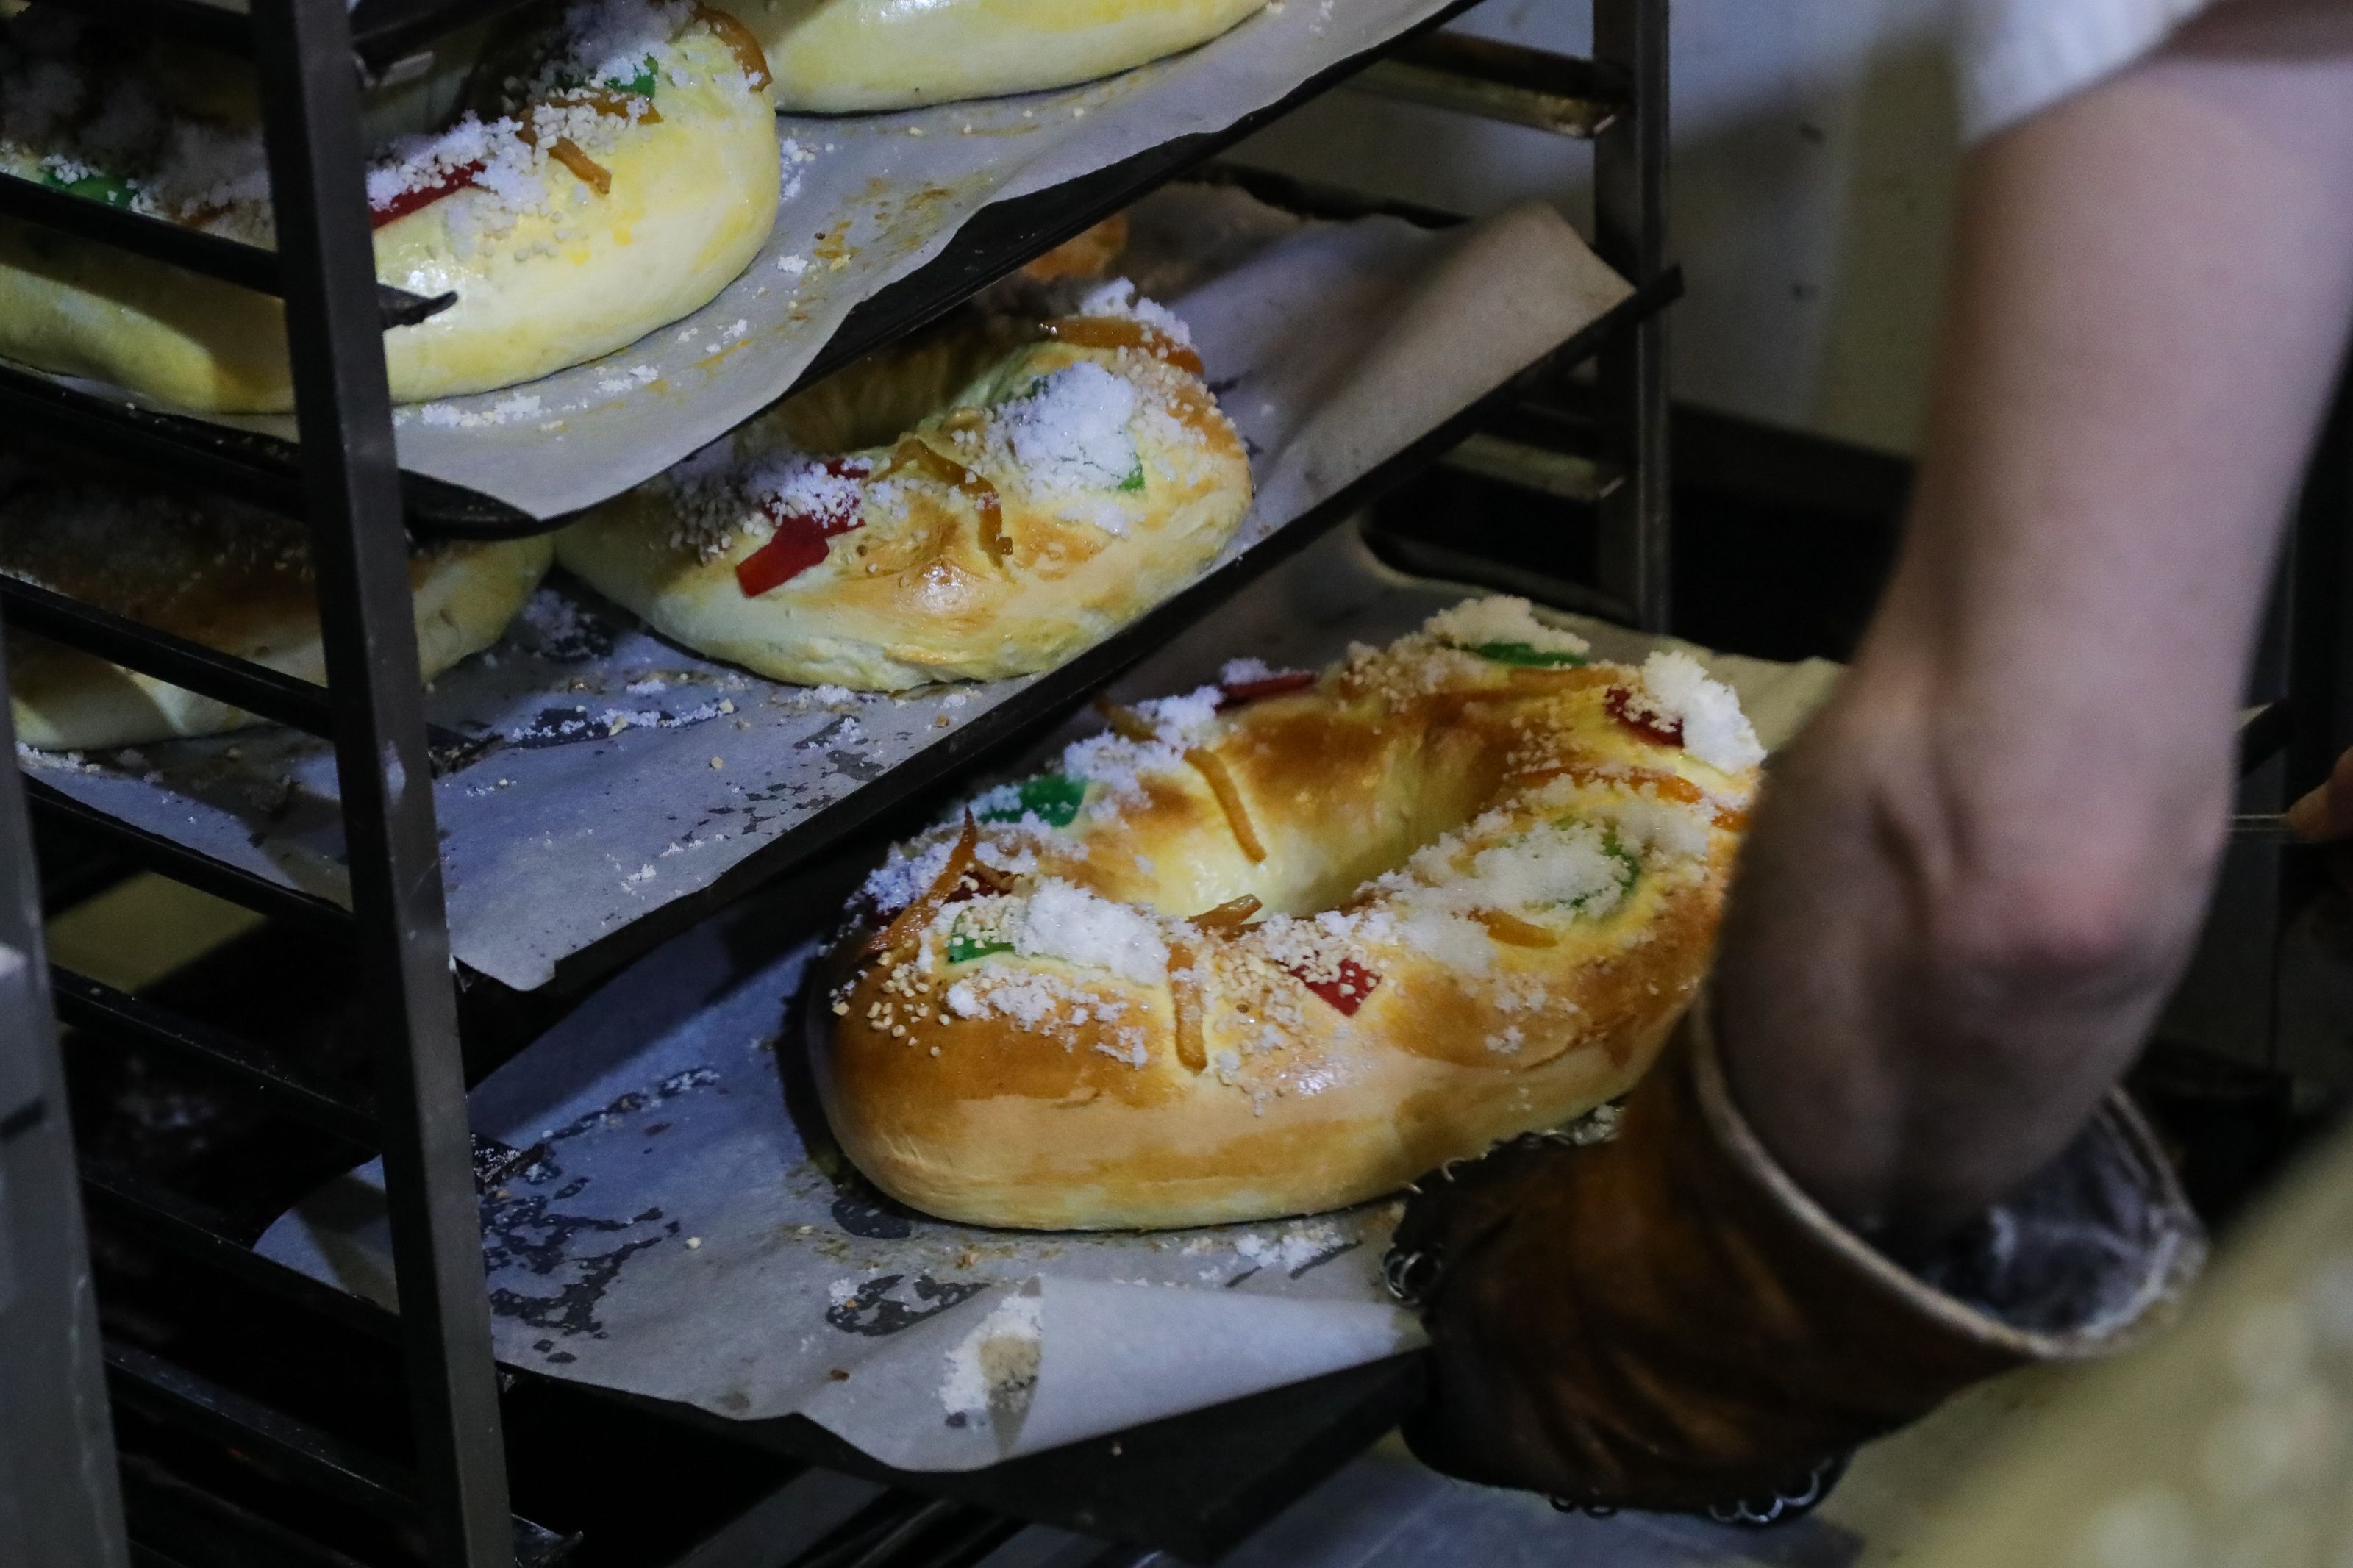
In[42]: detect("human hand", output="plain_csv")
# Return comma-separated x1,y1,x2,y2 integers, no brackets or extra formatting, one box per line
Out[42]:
2283,747,2353,897
1389,1029,2055,1517
2287,748,2353,842
1387,1106,1870,1517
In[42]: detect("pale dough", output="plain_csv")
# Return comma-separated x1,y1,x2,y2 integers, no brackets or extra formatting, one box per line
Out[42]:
728,0,1270,111
0,18,778,412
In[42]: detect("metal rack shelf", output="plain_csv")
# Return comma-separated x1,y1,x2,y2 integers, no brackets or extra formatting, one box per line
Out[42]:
2,0,1524,543
67,0,549,71
49,905,1404,1564
627,1351,1428,1562
0,0,1674,1564
0,171,454,325
0,364,535,534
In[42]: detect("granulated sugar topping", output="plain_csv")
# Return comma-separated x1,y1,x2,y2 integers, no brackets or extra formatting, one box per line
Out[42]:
1219,656,1275,686
939,1291,1043,1423
1,0,726,249
1077,277,1194,346
860,834,958,916
531,0,699,99
1013,881,1169,985
1424,597,1590,658
999,362,1143,498
838,600,1754,1096
1125,686,1222,746
1638,651,1764,773
1599,792,1713,862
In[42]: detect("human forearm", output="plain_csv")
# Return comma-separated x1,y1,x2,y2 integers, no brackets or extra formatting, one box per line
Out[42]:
1388,3,2353,1513
1718,3,2353,1245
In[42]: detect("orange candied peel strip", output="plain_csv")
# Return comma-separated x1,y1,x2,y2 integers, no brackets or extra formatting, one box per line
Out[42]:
1474,909,1560,948
1090,704,1268,863
1508,762,1708,806
1172,899,1265,1073
865,814,996,959
1094,699,1158,744
691,1,774,87
547,137,611,196
1187,749,1266,864
1038,315,1207,379
1169,940,1209,1073
1187,895,1263,932
886,437,1009,563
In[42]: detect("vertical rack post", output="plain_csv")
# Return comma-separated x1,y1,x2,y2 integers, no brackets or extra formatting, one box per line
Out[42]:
247,2,515,1564
2271,347,2353,1073
2288,357,2353,807
1593,0,1671,632
0,634,128,1568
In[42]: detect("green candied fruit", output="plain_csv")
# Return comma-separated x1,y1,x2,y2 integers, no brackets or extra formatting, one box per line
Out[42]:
946,926,1015,964
41,168,137,208
1543,821,1642,912
979,773,1087,828
1118,466,1146,493
604,55,660,96
1603,831,1642,889
1462,640,1588,668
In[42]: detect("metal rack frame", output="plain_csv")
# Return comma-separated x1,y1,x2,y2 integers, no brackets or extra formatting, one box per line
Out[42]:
0,1,1674,1564
0,631,129,1568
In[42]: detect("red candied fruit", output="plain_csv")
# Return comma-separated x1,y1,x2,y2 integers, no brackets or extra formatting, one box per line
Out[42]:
735,459,871,598
371,160,485,229
1605,686,1685,748
1286,958,1379,1017
1218,670,1317,706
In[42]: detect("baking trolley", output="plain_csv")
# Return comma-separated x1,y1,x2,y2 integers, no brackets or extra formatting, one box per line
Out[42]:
8,0,2323,1564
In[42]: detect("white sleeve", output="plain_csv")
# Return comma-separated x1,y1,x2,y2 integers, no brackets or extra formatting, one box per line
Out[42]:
1960,0,2218,142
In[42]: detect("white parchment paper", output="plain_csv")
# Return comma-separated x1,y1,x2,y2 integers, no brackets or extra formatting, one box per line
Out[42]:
79,0,1467,519
254,525,1843,1473
21,193,1632,990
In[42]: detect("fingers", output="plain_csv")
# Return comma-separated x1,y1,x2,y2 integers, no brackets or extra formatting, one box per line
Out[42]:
2288,746,2353,842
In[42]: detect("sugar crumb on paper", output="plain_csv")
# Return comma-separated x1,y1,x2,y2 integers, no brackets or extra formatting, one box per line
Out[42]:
939,1292,1043,1428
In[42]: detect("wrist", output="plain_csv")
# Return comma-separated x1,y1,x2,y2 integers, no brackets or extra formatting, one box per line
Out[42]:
1715,659,2227,1247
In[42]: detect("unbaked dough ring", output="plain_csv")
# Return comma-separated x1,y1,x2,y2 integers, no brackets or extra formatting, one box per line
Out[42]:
555,293,1252,689
724,0,1270,111
811,598,1767,1230
0,1,779,412
1,479,551,751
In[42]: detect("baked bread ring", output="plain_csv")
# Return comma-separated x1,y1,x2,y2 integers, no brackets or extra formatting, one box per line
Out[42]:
0,1,778,412
721,0,1269,112
811,598,1767,1230
1,477,551,751
556,286,1252,689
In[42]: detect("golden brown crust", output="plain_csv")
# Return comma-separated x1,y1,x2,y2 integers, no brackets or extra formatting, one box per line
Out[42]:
811,604,1763,1230
555,311,1252,690
1019,215,1131,283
